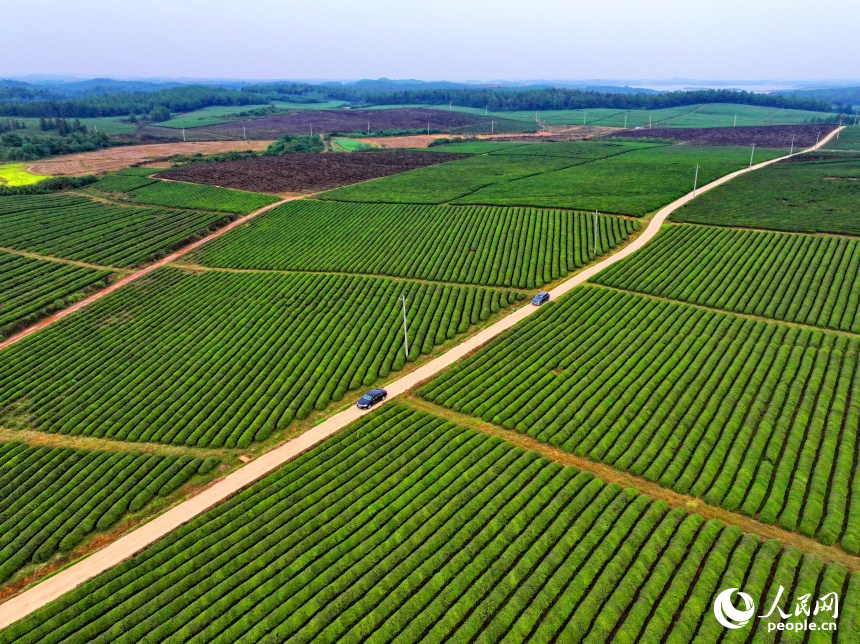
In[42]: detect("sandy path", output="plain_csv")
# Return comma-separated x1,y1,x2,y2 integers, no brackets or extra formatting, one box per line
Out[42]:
0,198,292,353
0,127,843,629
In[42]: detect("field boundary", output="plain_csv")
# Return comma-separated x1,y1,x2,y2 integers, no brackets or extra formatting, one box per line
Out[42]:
0,126,843,629
402,396,860,571
590,283,860,339
0,246,127,274
0,197,292,353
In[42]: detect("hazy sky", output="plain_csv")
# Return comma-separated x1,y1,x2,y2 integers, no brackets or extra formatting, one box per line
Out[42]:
5,0,859,82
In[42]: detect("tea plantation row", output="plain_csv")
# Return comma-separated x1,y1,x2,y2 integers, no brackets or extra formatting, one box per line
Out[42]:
0,269,522,447
0,252,111,339
2,406,855,643
0,194,233,267
91,172,279,214
193,200,638,289
594,224,860,332
0,441,216,582
420,286,860,551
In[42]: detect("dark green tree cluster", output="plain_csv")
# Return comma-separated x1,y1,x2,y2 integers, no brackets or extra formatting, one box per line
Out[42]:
39,117,88,135
0,129,110,161
0,85,260,118
264,134,324,155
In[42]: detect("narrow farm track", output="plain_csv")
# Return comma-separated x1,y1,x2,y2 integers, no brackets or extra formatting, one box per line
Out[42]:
592,283,860,339
403,396,860,571
0,127,843,629
0,246,127,274
169,261,527,292
0,426,229,460
0,197,293,353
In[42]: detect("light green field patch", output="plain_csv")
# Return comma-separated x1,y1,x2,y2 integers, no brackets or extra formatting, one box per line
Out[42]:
0,163,49,187
332,137,376,151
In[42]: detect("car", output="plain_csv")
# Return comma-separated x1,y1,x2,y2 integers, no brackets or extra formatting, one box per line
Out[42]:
356,388,387,409
531,291,550,306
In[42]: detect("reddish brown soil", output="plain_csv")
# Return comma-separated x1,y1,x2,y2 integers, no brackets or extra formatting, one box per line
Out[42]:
28,141,272,176
609,123,838,147
155,150,469,194
138,108,487,140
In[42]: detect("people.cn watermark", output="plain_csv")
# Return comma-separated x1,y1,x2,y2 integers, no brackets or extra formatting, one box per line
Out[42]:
714,586,838,633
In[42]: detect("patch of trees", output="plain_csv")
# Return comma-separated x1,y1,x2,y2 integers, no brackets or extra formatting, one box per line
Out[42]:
0,129,111,161
264,134,324,155
0,86,261,118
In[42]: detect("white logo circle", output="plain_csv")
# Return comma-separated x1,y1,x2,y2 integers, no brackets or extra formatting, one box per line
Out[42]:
714,588,755,629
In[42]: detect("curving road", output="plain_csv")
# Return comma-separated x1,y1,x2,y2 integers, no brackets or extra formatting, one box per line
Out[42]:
0,126,843,630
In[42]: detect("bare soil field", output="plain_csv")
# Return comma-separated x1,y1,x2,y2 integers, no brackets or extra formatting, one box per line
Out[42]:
609,123,837,147
155,150,469,194
138,108,488,140
28,141,273,176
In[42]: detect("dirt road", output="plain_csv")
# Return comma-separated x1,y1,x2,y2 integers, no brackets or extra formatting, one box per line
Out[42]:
0,127,843,630
0,197,292,353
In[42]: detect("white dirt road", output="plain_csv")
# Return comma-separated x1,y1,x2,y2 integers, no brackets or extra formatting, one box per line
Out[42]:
0,127,843,630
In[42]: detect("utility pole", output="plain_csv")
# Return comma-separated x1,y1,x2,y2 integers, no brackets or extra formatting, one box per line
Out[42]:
593,210,598,256
583,112,587,125
649,114,652,129
182,127,186,142
367,121,370,135
749,143,755,168
427,122,430,136
449,101,452,111
733,113,737,127
398,294,409,358
485,106,488,115
816,131,821,145
310,124,313,136
693,164,700,194
623,115,628,128
491,120,494,134
243,125,246,140
789,134,795,155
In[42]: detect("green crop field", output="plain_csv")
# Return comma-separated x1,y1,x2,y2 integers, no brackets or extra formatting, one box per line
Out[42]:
421,140,533,154
320,153,589,204
593,224,860,333
433,103,833,128
454,144,783,215
99,178,280,213
192,200,638,289
90,173,157,192
333,137,376,151
0,252,111,339
320,141,657,205
0,269,522,448
11,117,137,136
3,404,856,643
672,153,860,235
421,285,860,551
826,125,860,150
0,441,216,582
0,194,234,267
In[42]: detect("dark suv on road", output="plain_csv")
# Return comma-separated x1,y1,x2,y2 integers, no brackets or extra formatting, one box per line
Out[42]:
532,291,550,306
357,388,387,409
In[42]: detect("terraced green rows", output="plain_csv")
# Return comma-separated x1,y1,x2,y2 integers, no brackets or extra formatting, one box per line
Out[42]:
672,153,860,236
593,224,860,332
193,200,638,289
3,405,856,643
0,194,233,267
0,269,521,448
0,252,111,339
420,286,860,551
0,441,216,582
453,144,784,215
115,180,279,214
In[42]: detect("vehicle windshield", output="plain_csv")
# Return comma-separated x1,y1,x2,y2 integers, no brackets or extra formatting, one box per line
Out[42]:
360,394,373,402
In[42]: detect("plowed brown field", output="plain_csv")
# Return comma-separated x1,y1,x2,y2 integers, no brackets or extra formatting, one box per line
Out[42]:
28,141,273,176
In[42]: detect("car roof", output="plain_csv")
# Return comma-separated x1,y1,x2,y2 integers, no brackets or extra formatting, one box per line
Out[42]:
534,291,548,297
368,388,386,394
